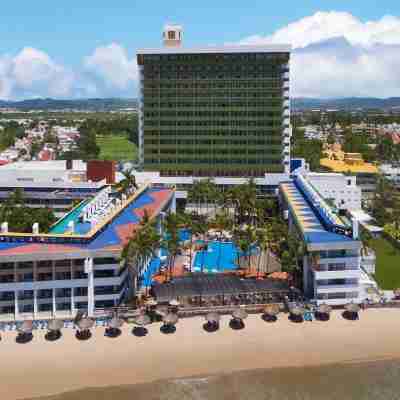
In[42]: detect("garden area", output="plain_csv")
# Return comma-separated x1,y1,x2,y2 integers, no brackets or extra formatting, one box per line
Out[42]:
97,135,138,161
371,237,400,290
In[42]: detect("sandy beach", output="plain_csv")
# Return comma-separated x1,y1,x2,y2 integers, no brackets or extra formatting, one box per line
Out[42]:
2,308,400,400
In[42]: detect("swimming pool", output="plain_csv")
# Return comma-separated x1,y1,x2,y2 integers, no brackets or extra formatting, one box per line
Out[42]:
49,199,91,235
193,241,240,273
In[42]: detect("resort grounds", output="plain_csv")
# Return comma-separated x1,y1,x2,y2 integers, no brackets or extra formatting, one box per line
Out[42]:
2,308,400,400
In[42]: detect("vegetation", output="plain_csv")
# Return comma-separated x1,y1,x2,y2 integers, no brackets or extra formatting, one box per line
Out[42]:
371,237,400,290
97,135,138,161
291,127,323,170
0,189,57,233
0,121,24,151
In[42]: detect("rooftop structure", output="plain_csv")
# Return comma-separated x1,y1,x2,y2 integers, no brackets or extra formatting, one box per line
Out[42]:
137,25,291,177
320,157,378,174
0,183,175,321
0,160,113,217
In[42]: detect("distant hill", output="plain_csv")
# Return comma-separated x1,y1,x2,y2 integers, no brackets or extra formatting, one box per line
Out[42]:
292,97,400,111
1,97,400,112
0,98,138,111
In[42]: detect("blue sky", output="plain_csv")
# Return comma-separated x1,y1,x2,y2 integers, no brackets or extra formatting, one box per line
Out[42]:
0,1,399,99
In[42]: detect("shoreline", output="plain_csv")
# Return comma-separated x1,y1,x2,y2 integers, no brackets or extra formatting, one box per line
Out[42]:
25,357,400,400
2,308,400,400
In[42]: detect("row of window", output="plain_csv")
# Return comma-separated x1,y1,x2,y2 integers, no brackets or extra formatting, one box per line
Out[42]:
145,158,281,165
145,111,283,118
145,140,282,146
144,81,285,90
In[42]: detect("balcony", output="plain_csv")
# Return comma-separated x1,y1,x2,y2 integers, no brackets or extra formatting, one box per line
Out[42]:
313,268,360,280
316,283,359,293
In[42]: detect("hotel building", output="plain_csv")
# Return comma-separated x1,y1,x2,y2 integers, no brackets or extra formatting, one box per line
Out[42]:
0,183,175,321
137,24,291,177
280,173,365,305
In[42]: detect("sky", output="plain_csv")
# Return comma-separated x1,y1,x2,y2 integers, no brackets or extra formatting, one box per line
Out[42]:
0,0,400,100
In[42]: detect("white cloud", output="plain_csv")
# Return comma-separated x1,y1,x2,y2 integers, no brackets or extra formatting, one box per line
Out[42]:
1,12,400,100
239,11,400,48
239,11,400,98
84,43,137,90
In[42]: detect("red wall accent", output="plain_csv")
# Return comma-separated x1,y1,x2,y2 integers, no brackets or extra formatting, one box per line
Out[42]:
87,160,116,184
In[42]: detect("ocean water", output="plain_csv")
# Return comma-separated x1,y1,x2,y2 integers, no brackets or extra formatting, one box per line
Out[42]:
26,358,400,400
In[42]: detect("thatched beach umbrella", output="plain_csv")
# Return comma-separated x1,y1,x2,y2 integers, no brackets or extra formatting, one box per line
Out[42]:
45,319,63,342
315,303,332,321
343,303,360,321
77,318,94,330
16,320,34,344
317,304,332,315
289,306,305,323
205,312,221,323
108,317,124,329
75,318,94,341
163,313,179,326
160,313,179,334
264,304,280,316
48,319,64,332
344,303,360,313
105,316,124,338
262,304,280,323
232,308,248,321
18,320,33,334
133,314,151,327
156,305,169,317
145,299,158,307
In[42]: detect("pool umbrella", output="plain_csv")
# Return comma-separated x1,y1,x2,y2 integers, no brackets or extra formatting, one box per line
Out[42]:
106,317,124,338
132,314,151,337
161,313,179,334
16,320,34,344
262,304,280,322
45,319,63,342
169,299,180,307
232,308,248,320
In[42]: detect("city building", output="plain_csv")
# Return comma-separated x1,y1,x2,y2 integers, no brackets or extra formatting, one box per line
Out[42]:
379,164,400,187
137,25,291,177
320,144,378,201
0,183,175,320
280,173,372,306
0,160,111,217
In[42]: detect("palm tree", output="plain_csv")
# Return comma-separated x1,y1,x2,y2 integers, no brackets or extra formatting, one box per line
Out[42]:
255,225,273,276
121,218,160,297
212,211,233,271
117,167,138,196
359,229,373,257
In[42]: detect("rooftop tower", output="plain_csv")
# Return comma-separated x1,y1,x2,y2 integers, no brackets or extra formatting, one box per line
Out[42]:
163,24,183,47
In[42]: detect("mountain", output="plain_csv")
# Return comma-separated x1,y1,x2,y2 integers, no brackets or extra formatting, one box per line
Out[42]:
0,98,138,111
1,97,400,112
292,97,400,111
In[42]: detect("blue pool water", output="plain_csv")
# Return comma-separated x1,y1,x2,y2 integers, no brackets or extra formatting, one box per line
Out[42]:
193,241,239,273
138,229,258,287
49,199,91,235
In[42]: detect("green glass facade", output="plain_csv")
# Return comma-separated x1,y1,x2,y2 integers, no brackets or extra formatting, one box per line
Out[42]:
138,51,290,177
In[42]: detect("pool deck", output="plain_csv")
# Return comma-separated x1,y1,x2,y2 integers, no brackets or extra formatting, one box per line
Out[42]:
0,187,174,260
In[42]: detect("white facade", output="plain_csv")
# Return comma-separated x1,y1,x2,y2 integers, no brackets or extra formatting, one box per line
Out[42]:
305,172,362,211
379,164,400,186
